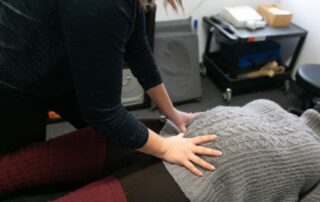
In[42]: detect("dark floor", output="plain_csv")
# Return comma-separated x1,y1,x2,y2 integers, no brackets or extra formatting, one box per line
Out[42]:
46,76,302,140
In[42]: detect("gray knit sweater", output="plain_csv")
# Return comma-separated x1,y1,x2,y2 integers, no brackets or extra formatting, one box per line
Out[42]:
160,100,320,202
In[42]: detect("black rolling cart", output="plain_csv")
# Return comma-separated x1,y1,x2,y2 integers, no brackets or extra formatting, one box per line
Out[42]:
202,16,308,103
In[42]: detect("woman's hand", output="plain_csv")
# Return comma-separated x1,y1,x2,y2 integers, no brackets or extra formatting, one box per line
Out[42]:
137,128,221,177
160,133,222,177
146,84,199,132
168,108,200,133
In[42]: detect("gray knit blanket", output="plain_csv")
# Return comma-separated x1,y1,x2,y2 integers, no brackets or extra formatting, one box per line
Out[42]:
160,100,320,202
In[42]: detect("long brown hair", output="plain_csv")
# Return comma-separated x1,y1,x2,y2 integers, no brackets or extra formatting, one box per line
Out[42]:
139,0,183,11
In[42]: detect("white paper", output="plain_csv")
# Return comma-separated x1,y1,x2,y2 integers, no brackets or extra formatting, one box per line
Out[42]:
268,7,291,15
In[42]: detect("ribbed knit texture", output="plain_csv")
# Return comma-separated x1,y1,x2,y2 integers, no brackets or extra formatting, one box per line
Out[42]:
0,0,71,96
161,99,320,202
0,0,161,149
0,127,106,198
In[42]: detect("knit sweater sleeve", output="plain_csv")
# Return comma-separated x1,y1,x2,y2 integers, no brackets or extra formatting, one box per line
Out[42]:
57,0,148,148
124,4,162,91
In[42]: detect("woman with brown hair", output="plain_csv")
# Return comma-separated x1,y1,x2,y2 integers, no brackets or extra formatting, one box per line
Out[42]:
0,0,221,200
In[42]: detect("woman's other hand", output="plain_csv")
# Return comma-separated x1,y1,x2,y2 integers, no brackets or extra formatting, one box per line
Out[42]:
169,108,200,133
160,134,222,177
146,84,200,133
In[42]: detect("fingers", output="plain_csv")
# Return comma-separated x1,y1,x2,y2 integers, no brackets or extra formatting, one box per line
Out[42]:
191,135,218,145
184,154,217,176
193,112,202,116
193,146,222,157
190,154,215,171
162,133,222,177
178,125,187,133
184,161,203,177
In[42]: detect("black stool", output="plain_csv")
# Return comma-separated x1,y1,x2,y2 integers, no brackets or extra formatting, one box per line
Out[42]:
296,64,320,111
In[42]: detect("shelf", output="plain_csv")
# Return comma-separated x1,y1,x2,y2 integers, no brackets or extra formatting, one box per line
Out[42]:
203,16,308,43
232,23,307,41
203,15,307,95
206,52,285,77
203,54,291,95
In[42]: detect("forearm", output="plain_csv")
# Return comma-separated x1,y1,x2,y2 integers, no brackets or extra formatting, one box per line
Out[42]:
146,83,196,133
136,128,169,158
146,83,176,119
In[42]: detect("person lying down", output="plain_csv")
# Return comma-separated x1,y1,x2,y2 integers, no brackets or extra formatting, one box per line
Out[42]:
161,99,320,202
56,99,320,202
1,99,319,202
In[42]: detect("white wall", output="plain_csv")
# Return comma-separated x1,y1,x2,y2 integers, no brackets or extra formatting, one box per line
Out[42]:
155,0,277,61
278,0,320,74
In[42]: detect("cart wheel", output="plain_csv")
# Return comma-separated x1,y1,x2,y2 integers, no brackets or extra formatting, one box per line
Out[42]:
282,80,290,94
223,88,232,104
200,63,207,77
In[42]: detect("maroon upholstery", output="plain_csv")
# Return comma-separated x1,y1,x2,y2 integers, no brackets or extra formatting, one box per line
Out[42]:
53,176,126,202
0,127,107,198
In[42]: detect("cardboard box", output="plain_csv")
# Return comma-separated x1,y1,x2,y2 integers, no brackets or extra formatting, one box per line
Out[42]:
257,4,293,27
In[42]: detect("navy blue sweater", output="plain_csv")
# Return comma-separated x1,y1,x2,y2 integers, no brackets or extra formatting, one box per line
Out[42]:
0,0,162,148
